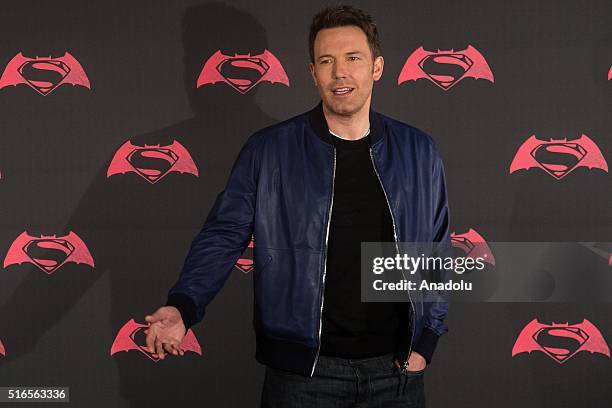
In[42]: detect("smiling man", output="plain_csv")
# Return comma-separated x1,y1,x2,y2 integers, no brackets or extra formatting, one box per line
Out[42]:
145,5,450,408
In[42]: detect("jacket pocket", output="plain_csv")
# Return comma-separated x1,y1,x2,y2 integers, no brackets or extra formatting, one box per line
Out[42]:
253,248,323,345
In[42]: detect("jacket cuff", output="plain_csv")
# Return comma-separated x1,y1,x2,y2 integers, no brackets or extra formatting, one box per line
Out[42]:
412,326,440,365
165,293,197,330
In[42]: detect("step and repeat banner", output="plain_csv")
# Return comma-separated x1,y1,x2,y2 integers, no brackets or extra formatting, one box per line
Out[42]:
0,1,610,407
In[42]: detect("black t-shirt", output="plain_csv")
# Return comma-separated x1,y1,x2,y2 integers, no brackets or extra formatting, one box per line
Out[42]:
320,131,407,358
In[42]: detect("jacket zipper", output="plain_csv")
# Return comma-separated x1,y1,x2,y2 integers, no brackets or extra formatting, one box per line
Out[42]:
310,147,337,377
369,147,415,371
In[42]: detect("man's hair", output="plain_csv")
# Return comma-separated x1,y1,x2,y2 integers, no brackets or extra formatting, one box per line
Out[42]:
308,5,381,63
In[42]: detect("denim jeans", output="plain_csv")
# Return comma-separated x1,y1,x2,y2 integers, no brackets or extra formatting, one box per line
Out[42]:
260,353,426,407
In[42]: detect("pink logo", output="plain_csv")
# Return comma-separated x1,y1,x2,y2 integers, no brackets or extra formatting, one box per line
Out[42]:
0,52,90,95
510,134,608,180
196,50,289,94
608,65,611,80
0,339,5,356
234,236,254,274
110,318,202,362
398,45,494,90
512,319,610,364
3,231,95,275
107,140,198,184
450,228,495,266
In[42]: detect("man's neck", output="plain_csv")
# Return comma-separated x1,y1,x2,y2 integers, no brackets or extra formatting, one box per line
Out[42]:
322,101,371,140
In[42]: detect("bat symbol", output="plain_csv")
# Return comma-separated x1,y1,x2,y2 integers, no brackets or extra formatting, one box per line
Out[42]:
107,140,199,184
3,231,95,275
398,45,494,90
0,52,91,95
512,319,611,363
509,134,608,179
110,319,202,361
196,50,289,94
450,228,495,266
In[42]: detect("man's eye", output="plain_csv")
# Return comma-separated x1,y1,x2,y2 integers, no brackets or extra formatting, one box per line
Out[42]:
349,56,360,61
320,59,331,64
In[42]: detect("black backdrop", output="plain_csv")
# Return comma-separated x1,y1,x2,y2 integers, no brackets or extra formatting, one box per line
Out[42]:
0,1,610,407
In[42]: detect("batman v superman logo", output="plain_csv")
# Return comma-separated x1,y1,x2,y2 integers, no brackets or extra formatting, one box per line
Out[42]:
107,140,199,184
110,318,202,362
510,134,608,180
234,236,255,274
0,52,90,96
398,45,494,90
450,228,496,266
197,50,289,94
512,319,610,364
3,231,95,275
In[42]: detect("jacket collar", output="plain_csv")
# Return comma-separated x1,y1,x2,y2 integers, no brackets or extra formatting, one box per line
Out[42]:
307,101,385,147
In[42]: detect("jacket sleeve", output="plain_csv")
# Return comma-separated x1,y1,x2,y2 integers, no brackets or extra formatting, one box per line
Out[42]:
165,133,262,329
412,149,451,364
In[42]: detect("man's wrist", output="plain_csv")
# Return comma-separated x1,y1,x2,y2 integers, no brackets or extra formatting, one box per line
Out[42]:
165,293,197,330
412,327,440,365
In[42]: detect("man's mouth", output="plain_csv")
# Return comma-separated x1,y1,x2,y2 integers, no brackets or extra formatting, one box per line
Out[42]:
332,87,354,96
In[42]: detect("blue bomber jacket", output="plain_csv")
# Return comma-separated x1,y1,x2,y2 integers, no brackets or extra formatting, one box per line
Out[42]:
167,102,451,376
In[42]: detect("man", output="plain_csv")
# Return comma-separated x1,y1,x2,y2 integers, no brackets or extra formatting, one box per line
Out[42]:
145,5,450,407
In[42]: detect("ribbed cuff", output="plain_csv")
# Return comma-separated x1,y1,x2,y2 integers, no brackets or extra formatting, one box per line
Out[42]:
412,327,440,364
165,293,197,330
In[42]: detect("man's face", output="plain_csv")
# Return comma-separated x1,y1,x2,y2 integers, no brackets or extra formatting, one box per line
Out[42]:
309,25,384,117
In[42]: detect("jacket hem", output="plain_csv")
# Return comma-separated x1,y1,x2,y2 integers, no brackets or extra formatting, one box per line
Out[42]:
255,333,318,377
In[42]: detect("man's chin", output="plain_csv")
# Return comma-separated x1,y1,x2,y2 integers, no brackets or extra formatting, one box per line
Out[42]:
323,101,362,117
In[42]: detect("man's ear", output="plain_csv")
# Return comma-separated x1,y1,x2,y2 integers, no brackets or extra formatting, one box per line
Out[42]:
309,62,318,86
373,56,384,81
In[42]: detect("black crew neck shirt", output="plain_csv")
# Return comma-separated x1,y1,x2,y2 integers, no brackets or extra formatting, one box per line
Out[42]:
320,131,406,358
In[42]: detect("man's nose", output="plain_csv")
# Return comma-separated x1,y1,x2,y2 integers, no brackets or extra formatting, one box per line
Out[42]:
332,60,349,79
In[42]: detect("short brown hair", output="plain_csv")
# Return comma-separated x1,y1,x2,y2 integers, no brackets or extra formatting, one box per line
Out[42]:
308,5,381,63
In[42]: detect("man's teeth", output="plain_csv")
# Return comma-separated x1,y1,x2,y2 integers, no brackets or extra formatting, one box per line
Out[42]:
333,87,352,94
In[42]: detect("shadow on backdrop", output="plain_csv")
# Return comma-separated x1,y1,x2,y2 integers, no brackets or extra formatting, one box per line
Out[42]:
0,2,279,407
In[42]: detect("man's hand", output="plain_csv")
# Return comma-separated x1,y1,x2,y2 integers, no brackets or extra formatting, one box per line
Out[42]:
144,306,187,360
395,351,427,372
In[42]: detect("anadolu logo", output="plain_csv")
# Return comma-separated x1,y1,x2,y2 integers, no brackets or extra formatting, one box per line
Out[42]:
196,50,289,94
107,140,199,184
512,318,610,364
398,45,493,90
3,231,94,275
0,52,90,96
509,134,608,180
450,228,495,266
110,318,202,362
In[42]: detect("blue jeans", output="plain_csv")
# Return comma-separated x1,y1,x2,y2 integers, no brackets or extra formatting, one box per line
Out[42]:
260,353,426,407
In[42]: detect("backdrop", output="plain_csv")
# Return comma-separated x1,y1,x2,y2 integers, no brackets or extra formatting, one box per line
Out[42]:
0,1,610,407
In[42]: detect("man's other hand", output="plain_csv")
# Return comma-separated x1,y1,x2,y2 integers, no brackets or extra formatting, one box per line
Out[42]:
394,351,427,372
144,306,187,360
